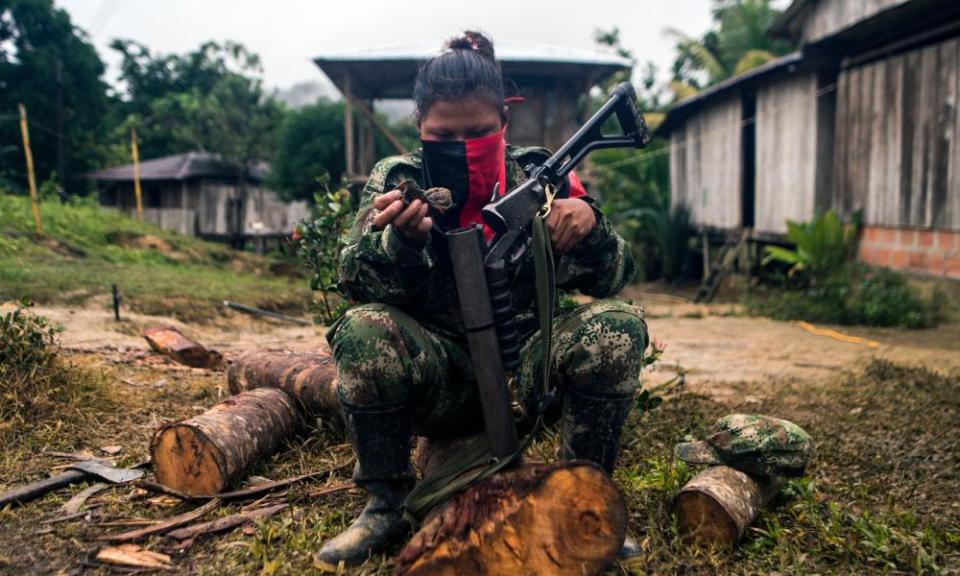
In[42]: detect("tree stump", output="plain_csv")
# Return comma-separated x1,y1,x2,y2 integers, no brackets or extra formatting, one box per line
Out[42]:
151,388,303,495
395,462,627,576
227,350,341,425
143,326,223,369
675,465,783,548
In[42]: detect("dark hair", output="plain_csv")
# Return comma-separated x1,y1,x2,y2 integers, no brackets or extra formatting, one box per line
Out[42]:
414,31,505,121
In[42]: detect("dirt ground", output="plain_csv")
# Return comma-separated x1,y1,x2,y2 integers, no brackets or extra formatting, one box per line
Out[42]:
2,294,959,575
32,287,960,400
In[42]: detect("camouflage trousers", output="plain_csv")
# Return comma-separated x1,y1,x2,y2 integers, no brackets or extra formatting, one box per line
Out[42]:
327,299,648,439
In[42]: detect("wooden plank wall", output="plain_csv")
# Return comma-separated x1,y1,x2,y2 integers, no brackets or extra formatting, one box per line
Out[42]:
834,36,960,231
755,71,820,234
801,0,910,44
670,94,743,229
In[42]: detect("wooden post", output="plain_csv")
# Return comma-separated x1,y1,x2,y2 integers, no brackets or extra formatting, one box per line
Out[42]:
349,97,406,155
18,104,42,238
131,129,143,222
343,73,354,178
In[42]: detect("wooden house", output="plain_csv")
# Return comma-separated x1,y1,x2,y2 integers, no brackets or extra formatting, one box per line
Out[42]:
88,152,308,243
313,42,631,179
659,0,960,279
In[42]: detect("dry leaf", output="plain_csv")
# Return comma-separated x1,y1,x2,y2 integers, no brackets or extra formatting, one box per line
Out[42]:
96,544,172,570
100,445,123,455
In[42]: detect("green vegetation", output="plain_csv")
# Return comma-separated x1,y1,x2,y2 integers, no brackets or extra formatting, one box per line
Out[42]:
667,0,795,96
296,186,353,324
749,211,945,328
0,194,312,321
0,302,112,475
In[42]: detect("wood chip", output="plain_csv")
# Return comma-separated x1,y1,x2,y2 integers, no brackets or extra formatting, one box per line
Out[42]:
100,445,123,455
96,544,173,570
61,483,109,515
96,498,221,542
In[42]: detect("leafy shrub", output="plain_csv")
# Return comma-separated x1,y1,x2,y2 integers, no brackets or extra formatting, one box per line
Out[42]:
296,185,353,324
752,211,945,327
0,300,61,379
762,210,858,287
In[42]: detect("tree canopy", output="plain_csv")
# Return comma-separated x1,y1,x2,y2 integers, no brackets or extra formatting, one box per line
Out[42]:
0,0,111,195
108,40,283,170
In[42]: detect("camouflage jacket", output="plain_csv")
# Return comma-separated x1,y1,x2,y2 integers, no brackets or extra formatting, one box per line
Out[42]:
337,146,636,339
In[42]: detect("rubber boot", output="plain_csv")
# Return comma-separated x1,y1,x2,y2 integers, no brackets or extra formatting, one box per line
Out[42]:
560,383,634,474
314,400,414,571
561,384,636,559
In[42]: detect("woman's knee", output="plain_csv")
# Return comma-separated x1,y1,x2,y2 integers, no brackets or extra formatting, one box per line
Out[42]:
329,304,427,406
561,300,648,396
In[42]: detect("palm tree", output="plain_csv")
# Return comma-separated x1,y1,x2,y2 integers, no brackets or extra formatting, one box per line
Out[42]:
666,0,794,99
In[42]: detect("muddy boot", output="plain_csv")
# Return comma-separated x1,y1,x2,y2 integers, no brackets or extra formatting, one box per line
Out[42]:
561,385,635,558
314,400,414,571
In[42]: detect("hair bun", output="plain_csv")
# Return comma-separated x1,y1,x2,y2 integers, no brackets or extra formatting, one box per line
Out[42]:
445,30,496,62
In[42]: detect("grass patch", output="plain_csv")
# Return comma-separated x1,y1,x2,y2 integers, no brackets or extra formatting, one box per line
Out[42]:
0,304,115,480
1,337,957,574
0,194,312,322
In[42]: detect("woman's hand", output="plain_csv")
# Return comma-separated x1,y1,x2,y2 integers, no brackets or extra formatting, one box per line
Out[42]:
545,198,596,253
373,190,433,244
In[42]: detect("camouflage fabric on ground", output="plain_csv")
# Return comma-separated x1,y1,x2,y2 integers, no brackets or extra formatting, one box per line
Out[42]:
674,414,813,477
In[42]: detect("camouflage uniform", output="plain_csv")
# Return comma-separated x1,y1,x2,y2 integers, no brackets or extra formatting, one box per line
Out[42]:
315,146,648,568
330,145,647,459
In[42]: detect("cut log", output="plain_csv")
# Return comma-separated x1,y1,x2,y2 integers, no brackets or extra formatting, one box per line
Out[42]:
143,326,224,369
227,350,341,424
151,388,302,496
395,462,626,576
675,465,783,548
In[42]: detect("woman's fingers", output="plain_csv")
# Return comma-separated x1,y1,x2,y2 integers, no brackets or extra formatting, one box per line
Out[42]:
372,198,404,228
393,199,422,228
373,190,402,210
416,216,434,235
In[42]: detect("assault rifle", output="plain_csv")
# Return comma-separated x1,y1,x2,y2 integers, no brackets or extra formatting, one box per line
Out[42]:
446,82,651,461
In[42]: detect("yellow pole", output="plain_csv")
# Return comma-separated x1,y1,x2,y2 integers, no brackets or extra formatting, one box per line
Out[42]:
131,128,143,222
18,104,42,238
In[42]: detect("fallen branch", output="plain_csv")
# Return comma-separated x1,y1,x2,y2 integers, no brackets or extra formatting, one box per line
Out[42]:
166,503,288,541
96,498,221,542
137,462,351,502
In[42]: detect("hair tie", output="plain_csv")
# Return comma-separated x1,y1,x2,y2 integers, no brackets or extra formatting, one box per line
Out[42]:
504,96,525,105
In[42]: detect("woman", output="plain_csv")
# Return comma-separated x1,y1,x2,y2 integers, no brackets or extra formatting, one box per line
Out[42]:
316,31,648,568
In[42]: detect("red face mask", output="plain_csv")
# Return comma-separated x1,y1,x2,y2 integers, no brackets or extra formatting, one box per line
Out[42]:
421,127,507,240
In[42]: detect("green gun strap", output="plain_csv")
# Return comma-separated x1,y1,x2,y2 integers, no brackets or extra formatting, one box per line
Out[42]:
402,212,557,526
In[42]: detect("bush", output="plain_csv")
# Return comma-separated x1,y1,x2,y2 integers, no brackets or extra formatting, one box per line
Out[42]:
747,264,945,328
296,186,353,325
750,212,945,327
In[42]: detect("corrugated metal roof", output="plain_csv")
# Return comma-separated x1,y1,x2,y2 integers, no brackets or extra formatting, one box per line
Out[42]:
314,41,631,99
657,52,803,134
86,151,268,183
